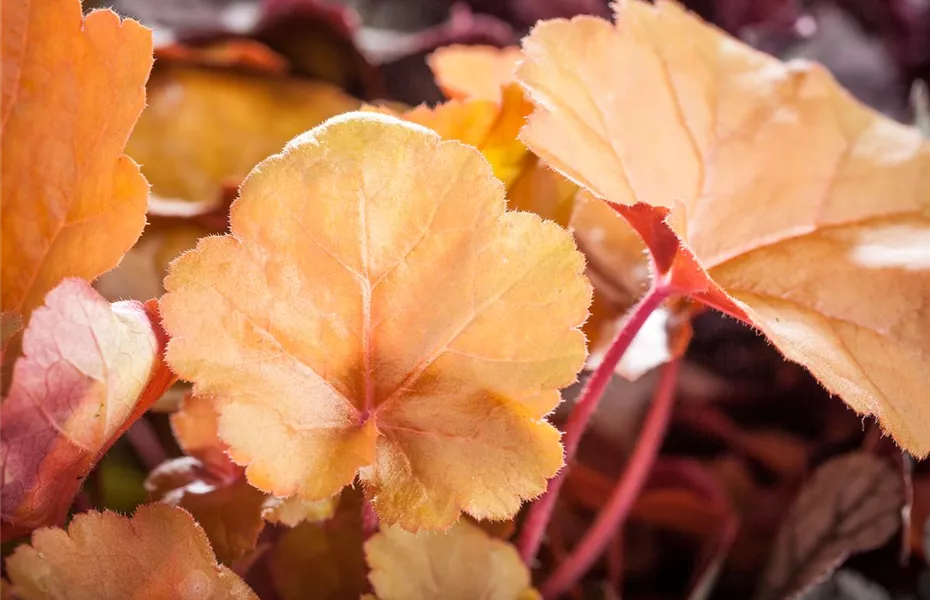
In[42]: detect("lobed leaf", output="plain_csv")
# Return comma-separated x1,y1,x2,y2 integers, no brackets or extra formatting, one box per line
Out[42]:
517,0,930,454
5,504,257,599
365,519,537,600
1,0,153,320
755,453,904,600
0,279,174,540
160,112,592,530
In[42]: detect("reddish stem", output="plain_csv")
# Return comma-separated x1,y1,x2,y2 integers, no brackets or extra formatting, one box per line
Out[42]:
517,282,672,563
125,417,168,471
540,357,682,599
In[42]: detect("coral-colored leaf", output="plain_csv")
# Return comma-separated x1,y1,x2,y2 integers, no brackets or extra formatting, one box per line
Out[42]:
427,45,521,101
146,459,266,565
268,490,366,600
1,0,153,319
160,112,591,530
170,393,238,478
518,0,930,454
755,453,904,600
0,279,174,540
365,519,536,600
125,60,358,205
5,504,257,599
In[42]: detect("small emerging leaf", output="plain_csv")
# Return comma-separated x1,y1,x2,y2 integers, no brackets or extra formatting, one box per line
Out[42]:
5,504,257,599
365,519,537,600
755,453,904,600
160,113,592,530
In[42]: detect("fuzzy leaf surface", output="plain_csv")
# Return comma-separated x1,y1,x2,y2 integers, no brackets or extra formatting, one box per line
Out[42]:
160,113,591,530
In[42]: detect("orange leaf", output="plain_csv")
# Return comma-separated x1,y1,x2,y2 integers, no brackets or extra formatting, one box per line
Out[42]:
5,504,257,599
369,83,534,189
1,0,153,319
160,112,592,530
146,459,266,565
0,279,174,540
518,0,930,454
125,61,358,205
428,45,522,101
365,519,537,600
170,393,238,478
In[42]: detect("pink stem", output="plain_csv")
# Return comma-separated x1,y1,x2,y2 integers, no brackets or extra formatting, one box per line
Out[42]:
125,417,168,471
540,357,682,599
518,282,672,563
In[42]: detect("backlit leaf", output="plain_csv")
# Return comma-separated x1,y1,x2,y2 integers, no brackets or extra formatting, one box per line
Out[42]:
373,84,534,188
365,519,536,600
0,279,174,540
1,0,153,319
755,453,904,600
160,112,591,530
126,60,358,205
517,0,930,454
427,45,521,101
5,504,257,599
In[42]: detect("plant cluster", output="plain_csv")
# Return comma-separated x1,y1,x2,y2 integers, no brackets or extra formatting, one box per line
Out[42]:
1,0,928,599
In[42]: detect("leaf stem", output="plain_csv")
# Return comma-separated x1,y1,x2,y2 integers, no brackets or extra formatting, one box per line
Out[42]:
540,356,682,599
125,417,168,471
517,281,672,564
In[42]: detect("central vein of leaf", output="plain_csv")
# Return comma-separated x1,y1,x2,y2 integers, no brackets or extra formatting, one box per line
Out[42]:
359,189,374,419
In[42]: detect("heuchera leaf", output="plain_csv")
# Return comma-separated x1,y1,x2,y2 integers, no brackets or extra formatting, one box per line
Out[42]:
146,393,266,563
517,0,930,454
755,453,904,600
160,112,592,530
5,504,257,600
370,84,534,189
125,59,358,205
0,279,174,541
1,0,153,319
268,489,366,600
146,460,266,565
365,519,538,600
427,45,522,101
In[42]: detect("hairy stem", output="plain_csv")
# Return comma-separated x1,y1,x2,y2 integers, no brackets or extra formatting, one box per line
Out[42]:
540,357,682,599
518,282,672,563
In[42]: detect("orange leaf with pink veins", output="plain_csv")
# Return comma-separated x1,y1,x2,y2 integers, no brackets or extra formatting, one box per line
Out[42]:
160,112,592,530
1,279,174,540
1,0,152,320
5,504,257,600
517,0,930,454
